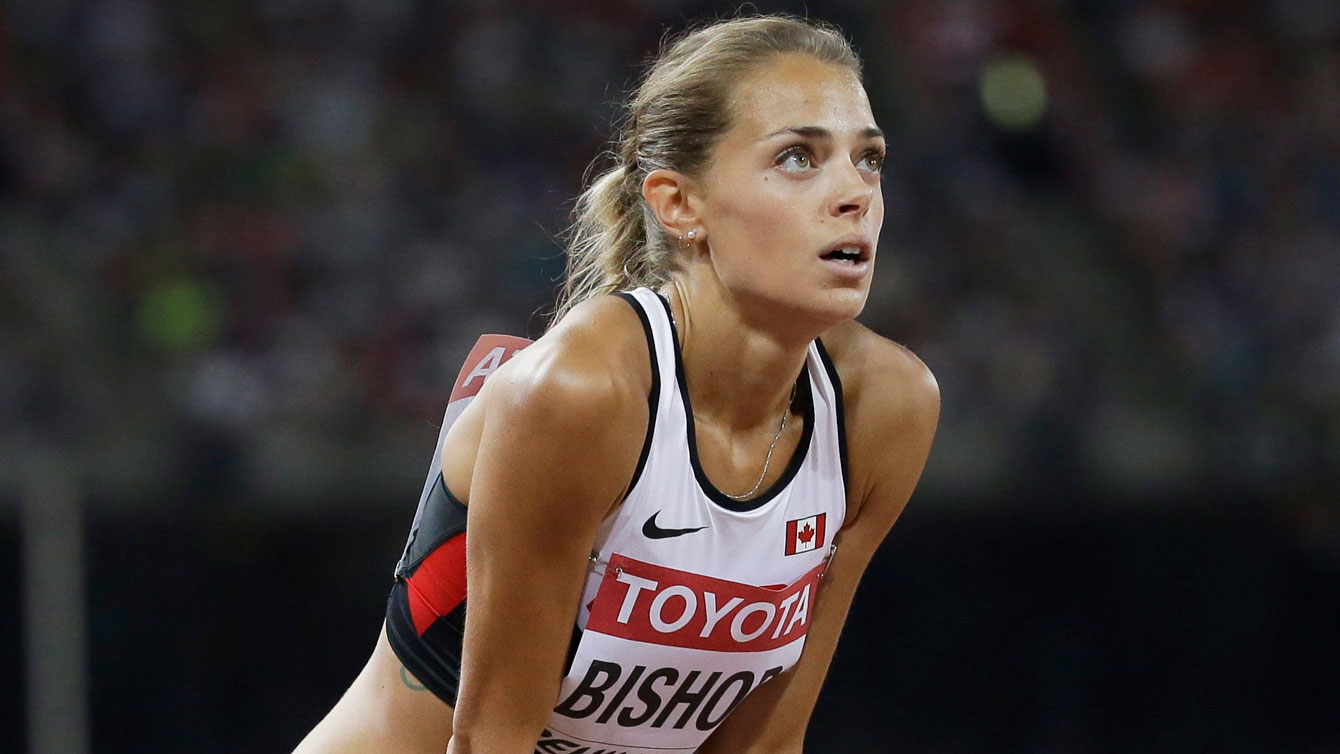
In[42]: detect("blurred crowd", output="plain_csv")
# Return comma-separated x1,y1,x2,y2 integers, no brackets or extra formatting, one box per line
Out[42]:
1,0,1337,508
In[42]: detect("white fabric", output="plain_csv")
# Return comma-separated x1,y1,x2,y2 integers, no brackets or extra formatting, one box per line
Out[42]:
541,288,848,754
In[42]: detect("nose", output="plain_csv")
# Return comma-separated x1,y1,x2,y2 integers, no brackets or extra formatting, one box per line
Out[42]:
828,163,874,219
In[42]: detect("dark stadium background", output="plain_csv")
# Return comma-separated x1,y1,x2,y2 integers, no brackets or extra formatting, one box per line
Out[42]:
2,0,1338,752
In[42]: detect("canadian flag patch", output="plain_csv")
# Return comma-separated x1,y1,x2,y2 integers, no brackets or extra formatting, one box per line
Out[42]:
785,514,827,556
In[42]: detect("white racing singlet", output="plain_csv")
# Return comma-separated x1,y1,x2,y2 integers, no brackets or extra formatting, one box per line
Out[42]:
538,287,850,754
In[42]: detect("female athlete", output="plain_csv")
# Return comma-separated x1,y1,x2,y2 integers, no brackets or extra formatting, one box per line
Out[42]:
295,14,939,754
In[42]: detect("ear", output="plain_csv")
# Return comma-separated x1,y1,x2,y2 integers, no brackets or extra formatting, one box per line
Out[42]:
642,168,706,243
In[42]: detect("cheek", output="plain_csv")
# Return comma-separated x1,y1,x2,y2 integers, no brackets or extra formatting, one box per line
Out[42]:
717,180,803,254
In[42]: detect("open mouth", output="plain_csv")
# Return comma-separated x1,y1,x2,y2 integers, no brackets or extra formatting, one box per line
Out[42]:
821,246,865,265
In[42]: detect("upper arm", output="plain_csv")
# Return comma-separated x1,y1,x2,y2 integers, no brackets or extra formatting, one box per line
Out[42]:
698,328,940,754
839,334,941,551
448,298,650,751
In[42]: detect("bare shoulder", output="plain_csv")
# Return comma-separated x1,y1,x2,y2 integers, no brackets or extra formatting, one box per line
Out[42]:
820,319,940,433
483,294,651,431
818,320,940,526
441,295,652,511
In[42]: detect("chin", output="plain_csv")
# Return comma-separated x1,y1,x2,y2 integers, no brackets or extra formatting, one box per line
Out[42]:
729,275,868,332
780,284,869,332
818,286,869,322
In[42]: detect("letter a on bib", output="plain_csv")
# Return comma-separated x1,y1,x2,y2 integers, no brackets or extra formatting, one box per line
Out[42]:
450,335,532,401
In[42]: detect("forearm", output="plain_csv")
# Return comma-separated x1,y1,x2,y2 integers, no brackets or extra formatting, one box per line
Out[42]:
445,726,543,754
446,692,543,753
446,654,563,754
700,737,804,754
445,592,578,753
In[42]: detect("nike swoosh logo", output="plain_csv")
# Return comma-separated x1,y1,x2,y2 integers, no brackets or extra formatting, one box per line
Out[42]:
642,511,708,540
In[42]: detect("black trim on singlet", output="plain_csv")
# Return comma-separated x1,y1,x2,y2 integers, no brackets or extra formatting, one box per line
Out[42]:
387,474,588,706
386,301,654,707
395,473,469,579
614,292,661,496
654,293,815,513
813,338,850,496
387,580,587,708
386,580,466,705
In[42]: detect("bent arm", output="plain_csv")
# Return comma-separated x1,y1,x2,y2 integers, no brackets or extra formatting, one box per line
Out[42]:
698,342,941,754
446,319,649,753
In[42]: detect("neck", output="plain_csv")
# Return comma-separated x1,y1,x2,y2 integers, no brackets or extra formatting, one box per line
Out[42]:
662,275,812,433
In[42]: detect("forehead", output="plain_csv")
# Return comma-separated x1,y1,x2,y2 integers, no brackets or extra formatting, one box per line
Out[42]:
726,54,874,139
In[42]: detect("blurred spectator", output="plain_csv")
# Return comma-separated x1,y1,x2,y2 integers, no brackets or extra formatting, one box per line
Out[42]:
0,0,1336,508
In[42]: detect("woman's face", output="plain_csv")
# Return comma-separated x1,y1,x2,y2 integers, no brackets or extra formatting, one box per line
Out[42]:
694,53,885,327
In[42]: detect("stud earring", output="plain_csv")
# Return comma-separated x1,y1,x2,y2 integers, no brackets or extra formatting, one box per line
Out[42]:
686,229,698,241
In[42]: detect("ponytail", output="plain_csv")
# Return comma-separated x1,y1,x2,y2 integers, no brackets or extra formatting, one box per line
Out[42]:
552,160,668,325
549,14,859,327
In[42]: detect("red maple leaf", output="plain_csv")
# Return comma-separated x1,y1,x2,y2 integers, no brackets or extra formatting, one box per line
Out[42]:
798,522,815,544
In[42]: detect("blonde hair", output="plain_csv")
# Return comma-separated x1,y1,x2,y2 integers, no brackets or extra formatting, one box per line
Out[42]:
552,14,861,324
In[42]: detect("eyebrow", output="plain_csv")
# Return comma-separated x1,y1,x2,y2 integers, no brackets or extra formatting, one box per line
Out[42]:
763,125,885,141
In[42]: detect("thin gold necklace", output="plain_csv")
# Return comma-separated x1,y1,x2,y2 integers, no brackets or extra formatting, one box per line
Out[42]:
668,284,795,501
722,380,796,501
